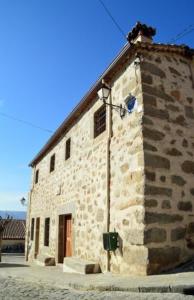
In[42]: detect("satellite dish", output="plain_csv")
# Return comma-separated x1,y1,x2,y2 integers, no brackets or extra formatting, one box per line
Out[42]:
125,95,136,113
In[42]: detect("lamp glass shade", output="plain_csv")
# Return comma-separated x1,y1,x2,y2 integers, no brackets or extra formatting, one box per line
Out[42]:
97,86,110,100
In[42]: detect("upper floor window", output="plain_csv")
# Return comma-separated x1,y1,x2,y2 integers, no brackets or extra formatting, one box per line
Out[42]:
31,218,35,241
44,217,50,247
94,104,106,138
65,138,71,160
35,169,39,184
50,154,55,172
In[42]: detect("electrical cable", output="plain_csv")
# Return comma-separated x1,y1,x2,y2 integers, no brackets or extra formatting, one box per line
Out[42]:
0,112,53,133
168,24,194,43
98,0,127,41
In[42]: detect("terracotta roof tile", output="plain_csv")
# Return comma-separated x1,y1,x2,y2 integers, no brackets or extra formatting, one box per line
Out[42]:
1,219,26,240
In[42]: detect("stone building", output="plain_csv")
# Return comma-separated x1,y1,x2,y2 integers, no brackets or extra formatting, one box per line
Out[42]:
26,22,194,275
1,219,25,253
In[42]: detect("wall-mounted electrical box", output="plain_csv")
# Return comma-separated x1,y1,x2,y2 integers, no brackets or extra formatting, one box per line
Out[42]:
103,232,118,251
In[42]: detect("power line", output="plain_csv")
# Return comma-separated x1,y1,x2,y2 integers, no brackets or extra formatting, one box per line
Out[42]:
98,0,127,41
169,24,194,43
0,112,53,133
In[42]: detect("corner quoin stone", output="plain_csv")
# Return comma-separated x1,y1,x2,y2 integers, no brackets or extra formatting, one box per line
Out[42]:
144,105,169,120
145,212,183,224
141,62,166,78
145,185,172,197
145,153,170,169
143,127,165,141
145,228,167,243
142,84,175,103
148,247,181,274
143,141,157,152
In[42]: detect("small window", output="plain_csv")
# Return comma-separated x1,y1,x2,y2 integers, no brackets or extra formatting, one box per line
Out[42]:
31,218,34,241
65,138,71,160
50,154,55,172
35,169,39,184
94,104,106,138
44,217,50,247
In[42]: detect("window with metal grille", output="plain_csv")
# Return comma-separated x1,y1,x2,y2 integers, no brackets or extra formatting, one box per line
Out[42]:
94,104,106,138
35,169,39,184
50,154,55,172
31,218,34,241
44,218,50,247
65,138,71,160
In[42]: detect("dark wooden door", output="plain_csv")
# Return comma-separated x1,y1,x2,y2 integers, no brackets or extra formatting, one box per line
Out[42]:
34,217,40,258
64,215,72,257
58,214,72,263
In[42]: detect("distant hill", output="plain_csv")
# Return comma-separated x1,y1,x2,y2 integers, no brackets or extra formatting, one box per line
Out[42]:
0,211,26,220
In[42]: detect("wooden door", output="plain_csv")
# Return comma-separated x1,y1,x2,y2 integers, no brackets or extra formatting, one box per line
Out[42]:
58,215,64,263
64,215,72,257
34,217,40,258
58,214,72,263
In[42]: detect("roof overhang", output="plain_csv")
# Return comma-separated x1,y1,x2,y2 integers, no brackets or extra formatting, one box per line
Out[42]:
29,42,194,167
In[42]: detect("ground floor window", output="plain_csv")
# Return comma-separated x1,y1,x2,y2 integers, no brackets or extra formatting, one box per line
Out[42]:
44,217,50,246
30,218,34,241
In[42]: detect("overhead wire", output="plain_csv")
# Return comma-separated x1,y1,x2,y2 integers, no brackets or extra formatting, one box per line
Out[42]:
168,24,194,43
0,112,53,133
98,0,194,45
98,0,127,41
1,11,193,136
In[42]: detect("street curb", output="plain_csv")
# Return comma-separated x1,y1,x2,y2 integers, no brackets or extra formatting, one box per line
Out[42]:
68,282,194,295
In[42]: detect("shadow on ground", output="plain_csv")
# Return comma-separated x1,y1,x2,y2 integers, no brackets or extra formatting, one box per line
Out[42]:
161,259,194,274
0,263,29,268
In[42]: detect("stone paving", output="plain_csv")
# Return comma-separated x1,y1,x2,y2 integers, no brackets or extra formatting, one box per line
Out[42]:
0,255,194,299
0,276,193,300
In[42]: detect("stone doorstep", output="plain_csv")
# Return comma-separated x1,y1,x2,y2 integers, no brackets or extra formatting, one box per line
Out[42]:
63,257,101,274
34,254,55,267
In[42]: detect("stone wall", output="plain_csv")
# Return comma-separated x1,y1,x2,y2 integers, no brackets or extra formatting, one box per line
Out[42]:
27,44,194,275
141,51,194,273
26,54,146,275
109,63,147,275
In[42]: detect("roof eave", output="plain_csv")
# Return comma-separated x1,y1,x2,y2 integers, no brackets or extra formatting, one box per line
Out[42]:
29,42,194,167
29,42,134,167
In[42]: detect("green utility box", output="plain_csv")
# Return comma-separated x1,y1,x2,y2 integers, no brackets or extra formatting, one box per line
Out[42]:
103,232,118,251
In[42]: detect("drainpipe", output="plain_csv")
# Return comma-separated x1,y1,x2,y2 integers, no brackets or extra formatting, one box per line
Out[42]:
106,88,113,272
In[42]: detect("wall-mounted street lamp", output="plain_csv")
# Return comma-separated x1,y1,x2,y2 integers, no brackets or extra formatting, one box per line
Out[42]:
20,197,27,207
97,80,136,118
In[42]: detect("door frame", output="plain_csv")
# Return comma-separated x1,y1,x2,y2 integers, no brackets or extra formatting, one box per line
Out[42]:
58,214,72,263
34,217,40,259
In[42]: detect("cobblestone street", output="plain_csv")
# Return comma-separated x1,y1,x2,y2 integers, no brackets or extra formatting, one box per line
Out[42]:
0,255,194,299
0,276,194,300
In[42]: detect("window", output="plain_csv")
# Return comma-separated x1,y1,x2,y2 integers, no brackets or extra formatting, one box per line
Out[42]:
50,154,55,172
94,104,106,138
65,138,71,160
35,169,39,184
31,218,34,241
44,218,50,247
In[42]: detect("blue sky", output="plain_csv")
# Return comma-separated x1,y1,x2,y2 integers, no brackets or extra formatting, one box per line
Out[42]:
0,0,193,211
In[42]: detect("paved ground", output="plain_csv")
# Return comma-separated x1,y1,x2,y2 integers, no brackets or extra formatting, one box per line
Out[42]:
0,254,194,300
0,277,194,300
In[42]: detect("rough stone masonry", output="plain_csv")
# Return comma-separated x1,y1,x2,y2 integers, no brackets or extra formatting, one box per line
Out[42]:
26,22,194,275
